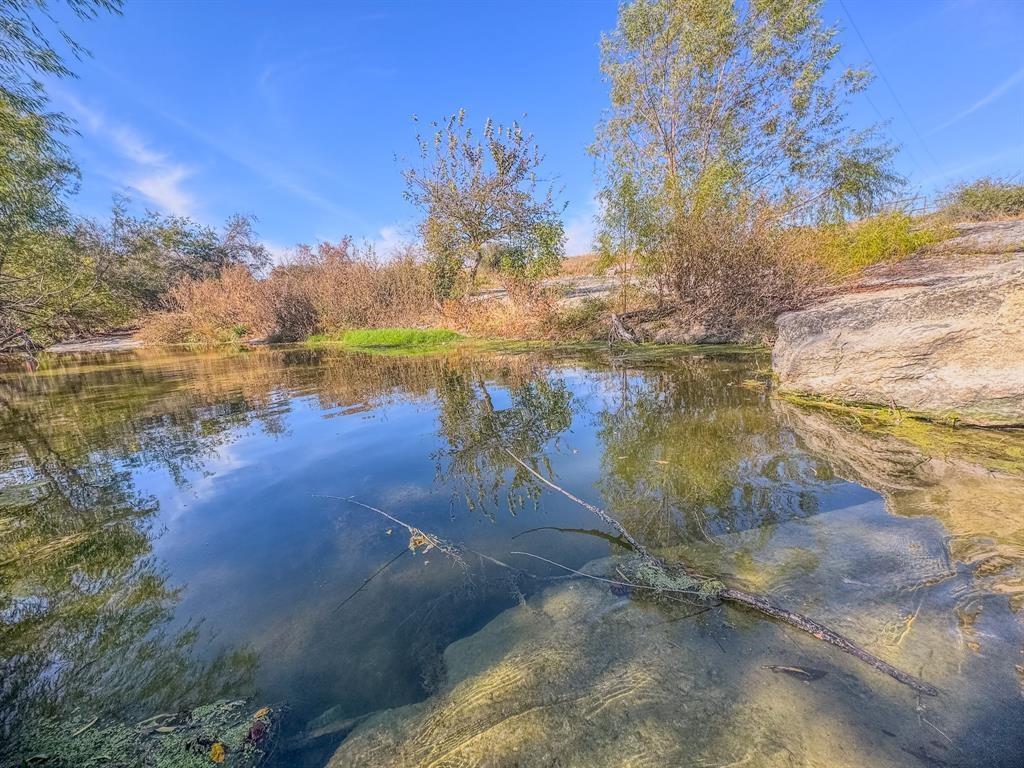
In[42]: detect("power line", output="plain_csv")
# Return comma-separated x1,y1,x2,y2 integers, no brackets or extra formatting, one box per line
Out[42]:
838,51,927,181
838,0,944,175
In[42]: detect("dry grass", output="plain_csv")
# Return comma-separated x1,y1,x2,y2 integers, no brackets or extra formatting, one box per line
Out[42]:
140,241,437,344
939,178,1024,222
273,244,434,335
139,205,967,348
559,252,602,277
444,286,559,340
138,266,278,344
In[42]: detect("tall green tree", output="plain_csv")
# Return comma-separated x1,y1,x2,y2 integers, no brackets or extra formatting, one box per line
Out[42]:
594,0,901,224
84,202,271,311
403,110,565,297
595,172,664,310
0,0,122,353
592,0,903,338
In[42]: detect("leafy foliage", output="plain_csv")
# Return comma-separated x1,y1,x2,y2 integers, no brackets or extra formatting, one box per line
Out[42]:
941,177,1024,221
591,0,905,337
595,0,901,223
0,2,129,354
0,0,122,114
85,202,270,312
809,211,946,275
403,110,565,297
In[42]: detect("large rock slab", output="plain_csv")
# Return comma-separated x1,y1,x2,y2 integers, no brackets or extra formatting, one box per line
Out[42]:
772,253,1024,426
330,550,1024,768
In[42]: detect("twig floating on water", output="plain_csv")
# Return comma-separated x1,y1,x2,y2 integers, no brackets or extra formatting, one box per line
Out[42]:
334,548,408,613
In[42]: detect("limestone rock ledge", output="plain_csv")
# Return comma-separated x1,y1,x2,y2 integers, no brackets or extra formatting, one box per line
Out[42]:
773,241,1024,426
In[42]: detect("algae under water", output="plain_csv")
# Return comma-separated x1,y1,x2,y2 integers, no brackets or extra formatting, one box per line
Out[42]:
0,345,1021,767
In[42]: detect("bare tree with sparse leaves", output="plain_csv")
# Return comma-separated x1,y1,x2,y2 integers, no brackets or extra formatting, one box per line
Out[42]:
403,110,565,298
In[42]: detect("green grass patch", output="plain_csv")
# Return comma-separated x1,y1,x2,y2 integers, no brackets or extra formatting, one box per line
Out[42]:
306,327,463,353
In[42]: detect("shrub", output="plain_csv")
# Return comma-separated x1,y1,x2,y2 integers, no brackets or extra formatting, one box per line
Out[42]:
549,297,610,341
666,206,823,339
797,212,946,277
278,240,435,332
443,281,564,341
139,240,438,344
941,178,1024,221
137,266,277,344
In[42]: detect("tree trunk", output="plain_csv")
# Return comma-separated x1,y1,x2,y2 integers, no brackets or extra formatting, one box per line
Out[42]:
468,248,485,283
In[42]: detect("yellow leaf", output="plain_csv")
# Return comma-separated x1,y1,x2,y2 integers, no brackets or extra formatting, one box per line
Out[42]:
253,707,271,719
209,742,225,763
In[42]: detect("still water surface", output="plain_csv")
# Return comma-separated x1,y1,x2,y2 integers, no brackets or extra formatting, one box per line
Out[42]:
1,346,1022,766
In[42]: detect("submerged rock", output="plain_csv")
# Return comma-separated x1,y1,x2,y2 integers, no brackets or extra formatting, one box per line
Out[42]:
775,400,1024,610
772,226,1024,426
330,548,1023,767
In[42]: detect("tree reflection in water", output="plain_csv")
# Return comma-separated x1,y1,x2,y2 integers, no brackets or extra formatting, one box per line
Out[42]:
433,364,575,518
0,374,259,743
596,358,835,551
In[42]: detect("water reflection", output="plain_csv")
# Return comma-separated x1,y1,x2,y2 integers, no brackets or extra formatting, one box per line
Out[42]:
0,375,258,743
595,359,837,549
0,346,1021,766
433,367,575,517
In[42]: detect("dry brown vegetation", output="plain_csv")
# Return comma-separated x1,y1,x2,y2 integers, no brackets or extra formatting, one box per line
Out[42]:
661,209,826,341
137,206,962,349
139,234,614,346
137,266,277,345
140,240,437,344
559,252,603,277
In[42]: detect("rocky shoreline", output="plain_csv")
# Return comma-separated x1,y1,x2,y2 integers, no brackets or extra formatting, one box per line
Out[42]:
772,221,1024,427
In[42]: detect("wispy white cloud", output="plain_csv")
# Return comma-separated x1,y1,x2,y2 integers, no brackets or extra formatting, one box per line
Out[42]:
929,66,1024,135
262,240,294,266
89,61,353,221
368,224,414,258
62,93,198,217
918,146,1024,187
131,166,196,218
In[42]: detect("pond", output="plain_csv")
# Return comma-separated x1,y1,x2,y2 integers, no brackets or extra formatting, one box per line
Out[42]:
1,345,1022,767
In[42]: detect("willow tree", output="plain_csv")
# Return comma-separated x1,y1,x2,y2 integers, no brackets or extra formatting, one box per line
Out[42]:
593,0,901,337
596,0,900,223
0,0,123,353
403,110,565,298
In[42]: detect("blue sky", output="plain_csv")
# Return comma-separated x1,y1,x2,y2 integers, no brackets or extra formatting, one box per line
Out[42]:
50,0,1024,257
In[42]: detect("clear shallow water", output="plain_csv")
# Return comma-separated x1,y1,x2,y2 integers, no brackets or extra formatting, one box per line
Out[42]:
1,346,1022,766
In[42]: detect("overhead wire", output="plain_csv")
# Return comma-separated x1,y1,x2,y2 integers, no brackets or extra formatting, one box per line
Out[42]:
837,0,944,177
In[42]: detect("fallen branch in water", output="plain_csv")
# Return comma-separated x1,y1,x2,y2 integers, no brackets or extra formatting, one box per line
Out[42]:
334,547,408,612
315,495,465,566
502,447,940,697
316,494,538,576
502,447,651,558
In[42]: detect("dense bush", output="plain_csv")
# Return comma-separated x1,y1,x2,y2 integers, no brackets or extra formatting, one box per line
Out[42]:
282,240,434,333
665,207,823,339
941,178,1024,221
137,266,277,344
